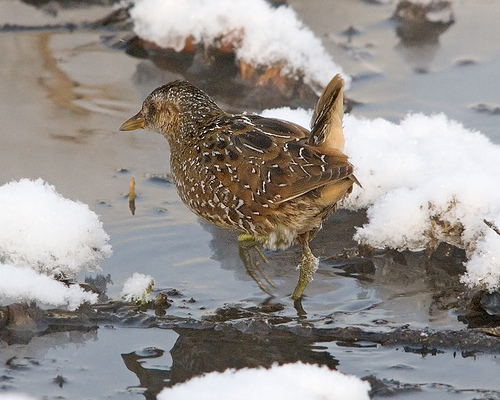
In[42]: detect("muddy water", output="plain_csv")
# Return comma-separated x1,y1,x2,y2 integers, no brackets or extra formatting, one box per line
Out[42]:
1,1,500,399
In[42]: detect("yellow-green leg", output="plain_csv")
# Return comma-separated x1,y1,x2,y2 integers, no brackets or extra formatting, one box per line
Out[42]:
238,234,276,295
291,236,319,300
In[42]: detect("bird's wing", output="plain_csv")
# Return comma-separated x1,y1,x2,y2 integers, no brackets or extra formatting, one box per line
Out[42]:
229,114,309,152
211,115,354,206
267,141,355,204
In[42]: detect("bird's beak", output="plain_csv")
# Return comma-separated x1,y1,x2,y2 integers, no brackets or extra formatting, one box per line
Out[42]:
120,111,145,131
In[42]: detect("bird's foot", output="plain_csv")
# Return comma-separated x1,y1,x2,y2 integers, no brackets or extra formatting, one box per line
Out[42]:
291,246,319,300
238,234,276,296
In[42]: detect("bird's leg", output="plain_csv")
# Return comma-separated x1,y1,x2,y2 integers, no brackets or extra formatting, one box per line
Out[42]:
238,234,276,295
291,233,319,300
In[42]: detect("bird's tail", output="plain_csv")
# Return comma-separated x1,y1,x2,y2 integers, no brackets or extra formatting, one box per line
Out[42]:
309,74,345,154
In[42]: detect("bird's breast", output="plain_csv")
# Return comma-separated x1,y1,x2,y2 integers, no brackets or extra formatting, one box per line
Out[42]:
169,145,271,235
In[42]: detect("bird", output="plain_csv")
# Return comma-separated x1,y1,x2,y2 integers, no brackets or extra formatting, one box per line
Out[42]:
120,74,358,300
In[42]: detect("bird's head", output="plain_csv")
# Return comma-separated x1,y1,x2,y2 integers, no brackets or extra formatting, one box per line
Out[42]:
120,80,222,142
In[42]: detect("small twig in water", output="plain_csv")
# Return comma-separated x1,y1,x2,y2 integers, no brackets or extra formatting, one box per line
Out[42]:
129,177,136,215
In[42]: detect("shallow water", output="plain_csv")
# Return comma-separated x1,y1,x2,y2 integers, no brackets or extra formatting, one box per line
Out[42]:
1,1,500,399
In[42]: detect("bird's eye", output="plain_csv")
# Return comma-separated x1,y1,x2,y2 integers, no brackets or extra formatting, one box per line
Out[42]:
148,103,156,115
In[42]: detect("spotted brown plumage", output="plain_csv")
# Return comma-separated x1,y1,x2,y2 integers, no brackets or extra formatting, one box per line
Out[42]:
120,74,358,300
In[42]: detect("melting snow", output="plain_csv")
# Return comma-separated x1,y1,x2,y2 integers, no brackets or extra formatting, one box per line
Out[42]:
129,0,349,91
0,179,112,309
262,108,500,292
0,264,97,311
121,272,155,303
158,362,370,400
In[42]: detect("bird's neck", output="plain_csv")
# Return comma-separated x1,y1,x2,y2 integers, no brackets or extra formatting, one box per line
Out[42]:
167,106,226,154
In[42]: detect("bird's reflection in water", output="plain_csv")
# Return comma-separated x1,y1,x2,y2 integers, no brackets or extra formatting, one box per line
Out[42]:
392,0,455,72
122,347,169,400
121,324,339,399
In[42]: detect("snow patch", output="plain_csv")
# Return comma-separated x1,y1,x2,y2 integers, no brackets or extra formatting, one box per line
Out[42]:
0,178,111,309
121,272,155,303
129,0,349,91
158,362,370,400
261,108,500,292
0,264,97,310
0,178,112,278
